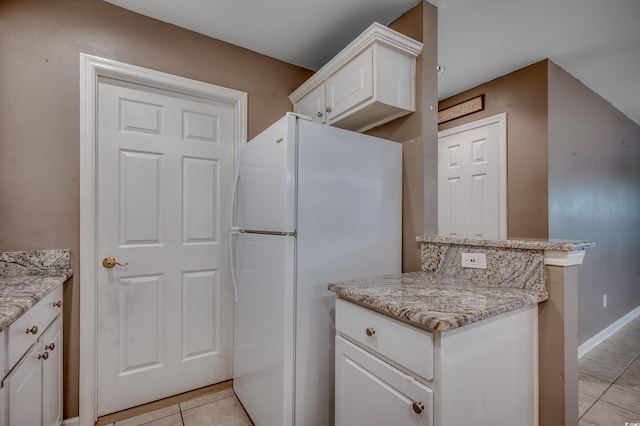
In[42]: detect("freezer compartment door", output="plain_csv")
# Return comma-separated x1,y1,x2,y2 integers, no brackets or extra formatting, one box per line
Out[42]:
233,232,295,426
237,114,297,233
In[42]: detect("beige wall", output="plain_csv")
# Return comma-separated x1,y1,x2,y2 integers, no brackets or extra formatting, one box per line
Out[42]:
368,1,438,272
0,0,311,418
438,61,549,239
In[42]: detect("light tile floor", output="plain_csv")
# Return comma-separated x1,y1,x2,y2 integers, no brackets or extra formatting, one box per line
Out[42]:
99,317,640,426
579,316,640,425
97,383,253,426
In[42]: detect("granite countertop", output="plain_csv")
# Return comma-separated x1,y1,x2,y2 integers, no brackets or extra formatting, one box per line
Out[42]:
0,249,72,332
416,235,596,251
328,271,548,332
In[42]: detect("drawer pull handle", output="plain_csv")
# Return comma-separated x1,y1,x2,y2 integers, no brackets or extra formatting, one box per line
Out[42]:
325,106,332,113
53,300,62,308
38,351,49,360
365,327,376,337
46,343,56,351
412,401,424,414
26,325,39,335
316,111,323,118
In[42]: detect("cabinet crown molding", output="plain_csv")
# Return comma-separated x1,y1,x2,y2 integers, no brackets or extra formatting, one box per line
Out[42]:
289,22,423,104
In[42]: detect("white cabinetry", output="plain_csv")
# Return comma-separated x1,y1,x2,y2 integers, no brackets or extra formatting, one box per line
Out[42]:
335,298,538,426
336,336,433,426
1,286,63,426
290,22,422,132
0,330,5,426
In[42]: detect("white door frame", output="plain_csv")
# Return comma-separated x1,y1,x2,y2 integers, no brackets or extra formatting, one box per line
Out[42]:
437,112,507,239
79,53,247,425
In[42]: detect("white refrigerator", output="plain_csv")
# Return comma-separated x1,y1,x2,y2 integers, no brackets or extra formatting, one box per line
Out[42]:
232,113,401,425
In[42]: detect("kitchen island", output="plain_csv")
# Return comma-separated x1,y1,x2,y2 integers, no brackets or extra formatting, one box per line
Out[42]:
329,236,593,426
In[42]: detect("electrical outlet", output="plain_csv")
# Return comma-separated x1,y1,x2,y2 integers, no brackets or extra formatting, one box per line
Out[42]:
603,294,607,308
461,253,487,269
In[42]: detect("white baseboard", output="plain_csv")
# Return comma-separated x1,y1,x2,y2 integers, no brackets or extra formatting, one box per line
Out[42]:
578,306,640,358
62,417,80,426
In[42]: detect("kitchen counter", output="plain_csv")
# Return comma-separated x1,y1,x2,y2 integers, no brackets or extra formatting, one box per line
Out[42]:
331,235,594,426
0,249,71,332
329,235,594,332
328,272,548,331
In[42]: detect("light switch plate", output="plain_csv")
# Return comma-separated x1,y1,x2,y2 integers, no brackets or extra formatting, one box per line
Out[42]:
461,253,487,269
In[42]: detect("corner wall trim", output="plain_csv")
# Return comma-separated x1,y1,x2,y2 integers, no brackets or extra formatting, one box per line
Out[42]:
544,250,586,266
578,306,640,358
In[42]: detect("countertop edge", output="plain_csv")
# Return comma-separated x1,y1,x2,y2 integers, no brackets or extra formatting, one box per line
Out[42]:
0,273,71,332
328,282,548,332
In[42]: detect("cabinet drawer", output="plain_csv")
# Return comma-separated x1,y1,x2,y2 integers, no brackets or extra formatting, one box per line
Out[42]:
7,286,62,367
336,298,433,380
336,335,433,426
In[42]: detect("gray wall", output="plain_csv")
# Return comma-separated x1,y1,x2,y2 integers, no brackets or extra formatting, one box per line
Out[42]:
548,61,640,344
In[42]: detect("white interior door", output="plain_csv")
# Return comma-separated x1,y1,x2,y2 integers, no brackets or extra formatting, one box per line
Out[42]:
438,113,506,239
96,77,234,415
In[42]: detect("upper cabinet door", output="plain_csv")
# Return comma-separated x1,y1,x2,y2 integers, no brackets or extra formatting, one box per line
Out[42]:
295,85,325,124
325,49,373,123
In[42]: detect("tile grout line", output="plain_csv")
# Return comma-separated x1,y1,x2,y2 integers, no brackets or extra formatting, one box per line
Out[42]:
179,402,185,426
579,350,640,421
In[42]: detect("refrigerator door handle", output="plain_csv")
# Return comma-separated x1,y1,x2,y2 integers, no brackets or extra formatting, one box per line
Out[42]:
239,230,297,237
229,166,240,303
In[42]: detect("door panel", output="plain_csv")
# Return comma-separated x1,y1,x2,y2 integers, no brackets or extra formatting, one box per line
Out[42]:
181,270,219,360
182,157,218,243
119,150,163,246
97,78,234,415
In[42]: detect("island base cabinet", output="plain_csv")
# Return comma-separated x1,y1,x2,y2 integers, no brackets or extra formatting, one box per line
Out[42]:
336,336,433,426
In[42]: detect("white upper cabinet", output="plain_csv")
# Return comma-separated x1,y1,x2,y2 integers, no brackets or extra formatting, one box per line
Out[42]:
289,22,423,133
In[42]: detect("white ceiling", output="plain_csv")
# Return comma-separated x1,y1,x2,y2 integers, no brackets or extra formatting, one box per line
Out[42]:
103,0,640,125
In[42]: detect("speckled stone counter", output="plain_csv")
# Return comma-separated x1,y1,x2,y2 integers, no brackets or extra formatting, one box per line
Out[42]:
329,236,594,332
0,249,72,332
415,235,595,251
328,272,547,331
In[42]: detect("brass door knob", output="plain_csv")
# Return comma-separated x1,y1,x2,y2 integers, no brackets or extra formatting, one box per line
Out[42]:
365,327,376,337
316,111,323,118
53,300,62,308
103,257,128,269
325,106,332,113
26,325,38,335
412,401,424,414
45,343,55,351
38,351,49,360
